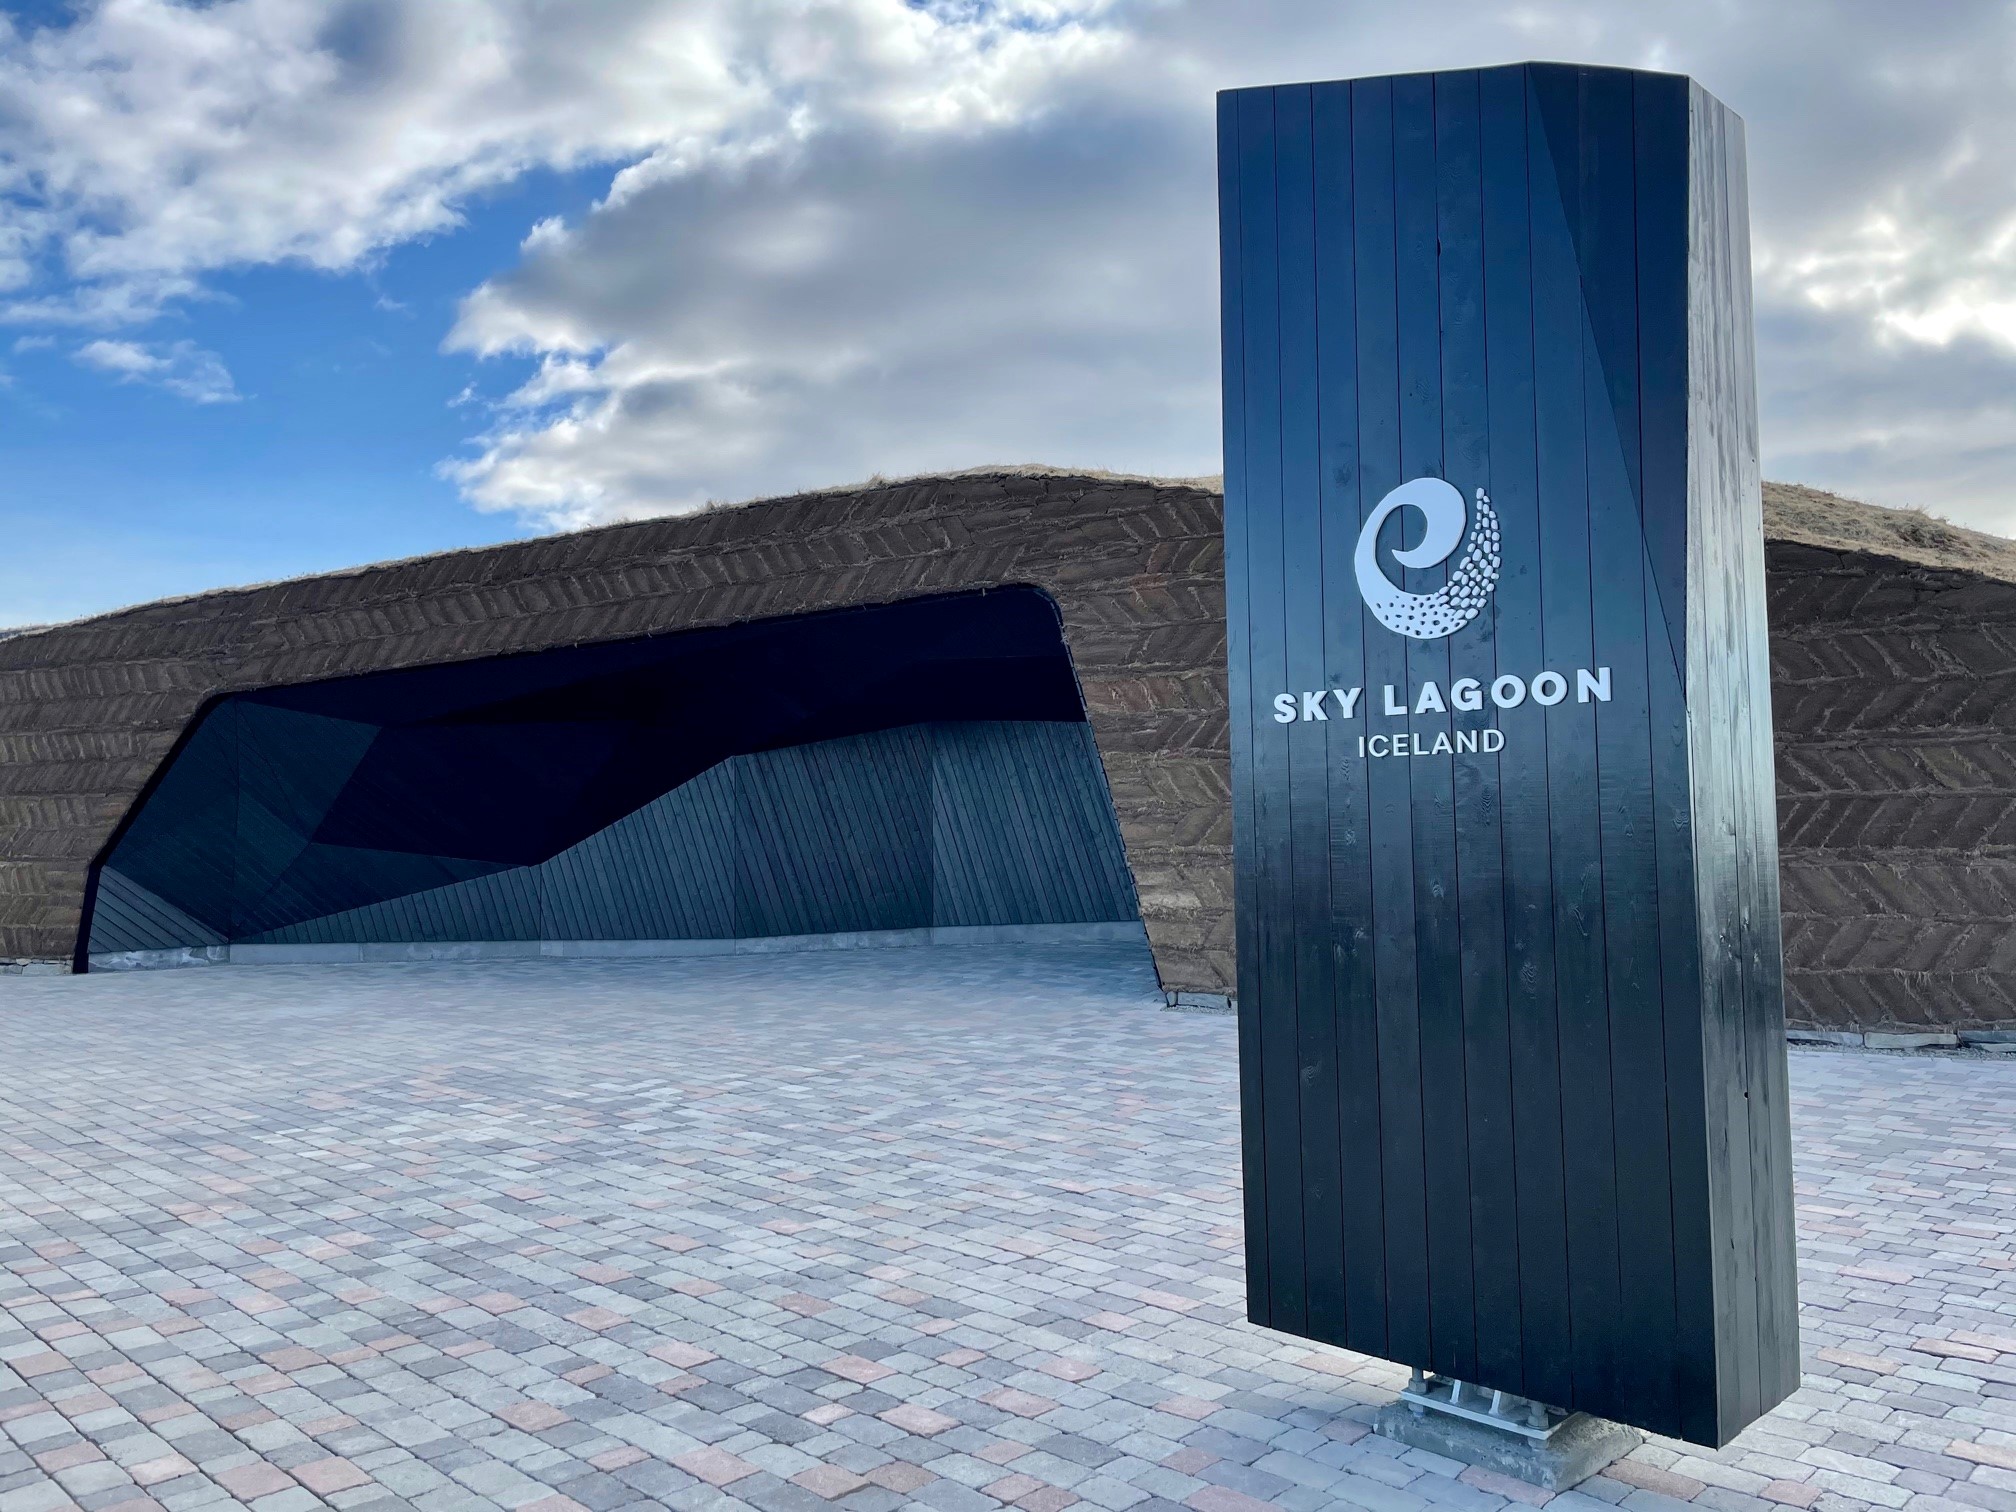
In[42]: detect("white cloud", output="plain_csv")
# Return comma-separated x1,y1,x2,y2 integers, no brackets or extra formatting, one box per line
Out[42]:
74,338,240,403
0,0,1119,323
10,1,2016,531
437,0,2016,533
445,1,2016,532
440,108,1219,526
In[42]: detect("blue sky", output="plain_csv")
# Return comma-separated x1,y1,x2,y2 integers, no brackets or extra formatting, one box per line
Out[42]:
6,1,2016,627
0,168,600,623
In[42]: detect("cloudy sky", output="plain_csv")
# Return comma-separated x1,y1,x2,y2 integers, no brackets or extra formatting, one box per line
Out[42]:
3,0,2015,625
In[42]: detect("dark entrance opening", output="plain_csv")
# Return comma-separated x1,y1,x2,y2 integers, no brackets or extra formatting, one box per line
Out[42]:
82,587,1140,967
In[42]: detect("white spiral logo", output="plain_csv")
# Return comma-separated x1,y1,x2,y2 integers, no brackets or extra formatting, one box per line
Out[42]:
1352,477,1500,640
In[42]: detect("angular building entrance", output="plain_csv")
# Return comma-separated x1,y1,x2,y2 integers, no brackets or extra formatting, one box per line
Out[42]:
82,587,1140,968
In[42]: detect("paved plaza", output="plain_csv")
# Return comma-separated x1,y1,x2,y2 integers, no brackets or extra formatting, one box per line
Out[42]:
0,945,2011,1512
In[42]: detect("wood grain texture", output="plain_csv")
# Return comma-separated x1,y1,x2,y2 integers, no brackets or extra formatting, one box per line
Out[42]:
1682,81,1802,1441
1219,62,1798,1447
0,472,1230,986
0,403,2008,1034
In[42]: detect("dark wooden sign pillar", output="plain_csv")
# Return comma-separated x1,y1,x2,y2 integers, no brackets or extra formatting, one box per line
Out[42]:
1218,62,1798,1448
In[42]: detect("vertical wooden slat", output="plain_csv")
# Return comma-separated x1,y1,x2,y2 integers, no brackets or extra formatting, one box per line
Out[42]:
1684,81,1800,1444
1275,83,1347,1347
1220,62,1796,1446
1724,102,1801,1431
1572,64,1682,1436
1528,66,1623,1411
1479,64,1574,1409
1237,84,1309,1334
1221,87,1274,1329
1394,70,1478,1382
1436,68,1521,1392
1311,76,1386,1358
1350,76,1433,1369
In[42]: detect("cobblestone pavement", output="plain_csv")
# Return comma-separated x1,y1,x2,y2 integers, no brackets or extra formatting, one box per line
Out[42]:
0,945,2011,1512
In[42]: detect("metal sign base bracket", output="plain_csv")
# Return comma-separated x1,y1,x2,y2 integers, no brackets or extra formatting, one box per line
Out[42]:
1373,1373,1642,1490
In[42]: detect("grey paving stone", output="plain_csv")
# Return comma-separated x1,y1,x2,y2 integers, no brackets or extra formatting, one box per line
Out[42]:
0,947,2009,1512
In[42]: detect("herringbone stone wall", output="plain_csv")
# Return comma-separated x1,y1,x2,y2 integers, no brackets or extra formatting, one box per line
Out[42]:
0,469,1232,991
5,470,2011,1030
1766,484,2016,1032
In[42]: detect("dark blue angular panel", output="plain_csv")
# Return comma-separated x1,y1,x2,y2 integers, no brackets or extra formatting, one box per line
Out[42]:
242,865,541,945
220,722,1134,951
243,844,508,940
104,701,244,935
229,704,383,919
90,589,1086,948
88,589,1140,958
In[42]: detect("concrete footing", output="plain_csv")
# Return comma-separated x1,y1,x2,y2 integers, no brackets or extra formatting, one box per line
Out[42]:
87,920,1148,972
1162,991,1234,1014
1374,1379,1640,1491
1786,1026,2016,1052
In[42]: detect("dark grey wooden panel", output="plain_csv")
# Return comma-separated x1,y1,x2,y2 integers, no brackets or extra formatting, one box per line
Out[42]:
1309,77,1385,1360
1682,80,1802,1442
542,761,737,940
118,718,1136,952
1477,63,1574,1409
1396,69,1476,1386
241,843,507,941
1219,61,1797,1447
1274,82,1346,1350
930,721,1136,927
1350,78,1431,1366
734,725,934,938
1219,89,1276,1327
87,867,227,953
1435,71,1520,1394
248,866,540,945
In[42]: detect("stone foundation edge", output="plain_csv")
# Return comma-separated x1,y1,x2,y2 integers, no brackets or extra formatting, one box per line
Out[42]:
1373,1401,1641,1492
84,920,1149,972
30,943,2016,1051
